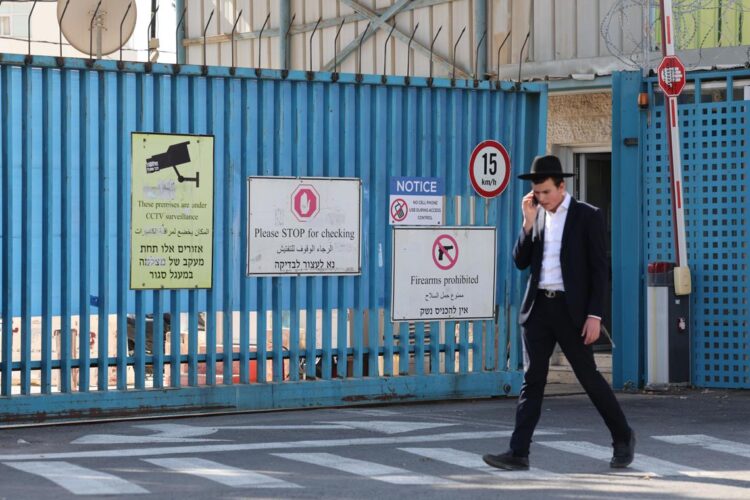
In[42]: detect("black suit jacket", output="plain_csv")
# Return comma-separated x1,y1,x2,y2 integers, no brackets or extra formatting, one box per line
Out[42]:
512,197,608,329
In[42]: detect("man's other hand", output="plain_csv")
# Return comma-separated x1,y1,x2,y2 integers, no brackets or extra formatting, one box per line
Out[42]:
581,317,601,345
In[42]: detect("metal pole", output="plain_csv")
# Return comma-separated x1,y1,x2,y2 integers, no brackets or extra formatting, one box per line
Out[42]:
309,17,321,72
284,13,296,72
27,1,37,58
120,2,133,63
58,0,70,59
151,0,158,38
358,22,371,75
407,23,419,78
474,30,486,80
474,0,487,78
279,0,290,70
203,9,214,69
258,13,270,69
452,27,466,81
496,31,511,82
517,31,530,87
333,18,345,74
89,0,102,61
429,26,442,80
659,0,688,267
231,10,243,69
175,3,186,64
147,6,160,62
384,23,396,76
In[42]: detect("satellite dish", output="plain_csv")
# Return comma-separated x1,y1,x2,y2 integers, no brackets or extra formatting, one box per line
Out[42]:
57,0,137,57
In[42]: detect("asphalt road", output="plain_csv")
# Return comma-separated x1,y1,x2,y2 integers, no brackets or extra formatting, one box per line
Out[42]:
0,388,748,499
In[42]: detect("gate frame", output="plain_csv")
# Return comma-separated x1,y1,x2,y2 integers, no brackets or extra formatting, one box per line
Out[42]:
0,52,547,423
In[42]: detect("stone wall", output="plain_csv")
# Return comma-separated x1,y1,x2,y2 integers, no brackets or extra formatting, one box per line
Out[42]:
547,92,612,151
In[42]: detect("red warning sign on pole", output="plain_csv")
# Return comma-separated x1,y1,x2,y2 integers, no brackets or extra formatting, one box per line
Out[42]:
657,55,686,97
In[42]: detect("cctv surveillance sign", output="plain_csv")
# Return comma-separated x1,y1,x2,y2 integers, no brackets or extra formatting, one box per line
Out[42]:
130,132,214,289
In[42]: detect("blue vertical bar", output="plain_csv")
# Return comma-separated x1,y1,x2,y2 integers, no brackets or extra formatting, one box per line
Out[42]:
205,77,222,387
192,74,208,387
117,73,133,390
170,74,190,388
134,73,150,391
98,72,115,391
458,89,471,375
341,84,357,378
170,292,181,387
1,67,13,396
351,83,367,378
432,87,448,375
279,79,294,382
254,79,267,384
374,85,391,376
287,79,301,376
60,69,78,393
414,86,431,376
330,83,347,379
188,291,198,386
498,91,515,373
395,87,409,376
20,66,33,394
311,82,330,380
296,82,315,380
153,288,164,388
473,90,490,373
224,77,241,385
611,71,644,389
444,88,460,374
78,70,96,392
271,82,284,384
238,79,251,385
41,68,58,394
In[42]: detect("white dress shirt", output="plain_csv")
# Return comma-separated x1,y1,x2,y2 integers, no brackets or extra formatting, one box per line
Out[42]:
539,192,571,291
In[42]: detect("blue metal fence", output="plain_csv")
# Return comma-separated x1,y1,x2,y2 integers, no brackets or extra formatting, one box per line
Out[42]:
0,53,547,423
614,68,750,390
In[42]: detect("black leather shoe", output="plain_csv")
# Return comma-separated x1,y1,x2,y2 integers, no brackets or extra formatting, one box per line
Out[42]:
610,430,636,468
482,450,530,471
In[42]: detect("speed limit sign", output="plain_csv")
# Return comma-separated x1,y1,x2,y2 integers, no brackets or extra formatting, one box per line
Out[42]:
469,140,511,198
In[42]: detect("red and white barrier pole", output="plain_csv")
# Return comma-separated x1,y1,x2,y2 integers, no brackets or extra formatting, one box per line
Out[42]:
659,0,688,268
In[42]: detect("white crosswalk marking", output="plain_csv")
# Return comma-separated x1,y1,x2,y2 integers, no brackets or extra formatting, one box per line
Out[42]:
144,457,300,488
399,447,563,480
538,440,700,477
2,461,148,495
274,452,457,485
652,434,750,459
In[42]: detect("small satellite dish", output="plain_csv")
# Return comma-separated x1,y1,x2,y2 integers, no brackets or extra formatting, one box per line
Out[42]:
57,0,137,57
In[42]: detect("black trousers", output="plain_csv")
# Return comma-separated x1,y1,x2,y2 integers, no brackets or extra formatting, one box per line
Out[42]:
509,291,631,456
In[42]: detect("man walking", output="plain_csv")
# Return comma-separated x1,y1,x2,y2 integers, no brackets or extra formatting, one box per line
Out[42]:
483,155,635,470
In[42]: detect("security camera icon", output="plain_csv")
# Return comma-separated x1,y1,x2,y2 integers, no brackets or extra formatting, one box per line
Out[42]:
146,141,199,187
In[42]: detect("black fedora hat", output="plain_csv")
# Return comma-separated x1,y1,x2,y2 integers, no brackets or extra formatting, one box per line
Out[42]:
518,155,574,181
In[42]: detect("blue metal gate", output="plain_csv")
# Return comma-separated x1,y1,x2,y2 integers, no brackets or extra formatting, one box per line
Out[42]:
0,53,547,423
613,69,750,390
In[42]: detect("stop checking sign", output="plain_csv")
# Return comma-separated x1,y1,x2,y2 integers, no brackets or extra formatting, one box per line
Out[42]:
658,55,686,97
291,184,319,221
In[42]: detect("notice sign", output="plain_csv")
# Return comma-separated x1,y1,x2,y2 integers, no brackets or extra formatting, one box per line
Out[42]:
389,176,444,225
391,227,496,322
130,133,214,290
247,177,361,275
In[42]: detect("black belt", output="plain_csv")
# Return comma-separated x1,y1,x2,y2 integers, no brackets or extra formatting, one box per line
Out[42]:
538,289,564,299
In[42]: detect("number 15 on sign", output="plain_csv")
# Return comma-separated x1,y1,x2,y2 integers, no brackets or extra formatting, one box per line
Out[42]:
469,140,511,198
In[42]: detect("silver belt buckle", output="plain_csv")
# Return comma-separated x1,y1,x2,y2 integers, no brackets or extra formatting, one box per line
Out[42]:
544,290,557,299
